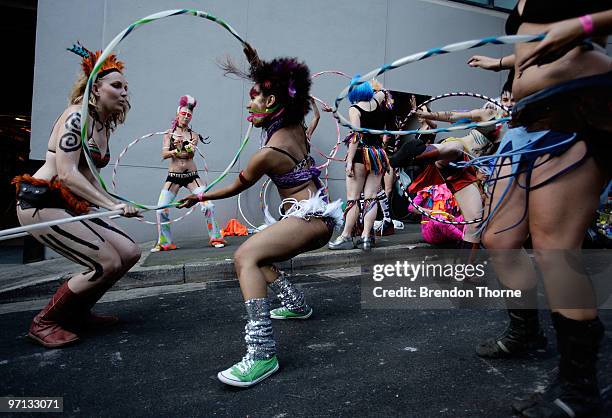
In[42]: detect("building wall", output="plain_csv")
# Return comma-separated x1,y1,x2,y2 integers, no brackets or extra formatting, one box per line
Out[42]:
32,0,511,243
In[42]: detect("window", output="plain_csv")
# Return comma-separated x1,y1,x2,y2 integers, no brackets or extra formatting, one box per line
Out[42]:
493,0,518,10
447,0,517,12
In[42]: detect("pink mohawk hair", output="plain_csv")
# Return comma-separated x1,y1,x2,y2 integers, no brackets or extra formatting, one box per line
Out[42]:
178,95,197,112
172,94,197,130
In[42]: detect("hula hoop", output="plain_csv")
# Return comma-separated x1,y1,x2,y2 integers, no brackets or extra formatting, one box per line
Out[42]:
409,91,509,118
237,190,259,231
310,70,350,172
421,210,455,224
237,177,275,231
112,131,164,190
0,210,123,241
111,130,221,225
79,9,250,211
309,71,349,199
261,177,274,220
331,33,544,136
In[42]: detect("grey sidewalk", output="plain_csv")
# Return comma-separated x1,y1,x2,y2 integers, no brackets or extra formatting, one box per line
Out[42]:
0,224,430,304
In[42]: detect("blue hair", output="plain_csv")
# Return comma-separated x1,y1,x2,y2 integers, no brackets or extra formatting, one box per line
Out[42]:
348,74,374,104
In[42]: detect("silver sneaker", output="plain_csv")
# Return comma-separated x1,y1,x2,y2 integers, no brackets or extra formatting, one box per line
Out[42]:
328,235,355,250
357,236,374,252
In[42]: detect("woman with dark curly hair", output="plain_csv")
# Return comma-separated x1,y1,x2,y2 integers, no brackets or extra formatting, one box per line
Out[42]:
179,45,342,387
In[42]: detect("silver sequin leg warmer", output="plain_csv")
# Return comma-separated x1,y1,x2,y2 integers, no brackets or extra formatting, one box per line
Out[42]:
268,269,309,314
244,298,276,360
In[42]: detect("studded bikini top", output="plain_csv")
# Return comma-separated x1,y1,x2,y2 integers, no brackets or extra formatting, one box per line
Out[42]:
263,146,321,189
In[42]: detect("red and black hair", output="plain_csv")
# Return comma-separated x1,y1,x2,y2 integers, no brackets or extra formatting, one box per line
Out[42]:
250,58,311,125
222,55,312,126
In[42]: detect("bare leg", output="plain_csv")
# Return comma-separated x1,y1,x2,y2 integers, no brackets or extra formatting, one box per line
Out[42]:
476,160,544,358
528,143,605,320
383,170,394,200
234,217,331,300
17,207,140,347
17,208,136,293
329,165,366,249
362,171,383,241
339,164,366,238
432,141,464,161
218,216,332,386
453,183,484,244
481,161,533,289
81,216,141,284
517,142,606,418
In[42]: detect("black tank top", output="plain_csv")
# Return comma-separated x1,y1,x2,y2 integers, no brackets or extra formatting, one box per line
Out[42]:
506,0,612,35
351,98,387,147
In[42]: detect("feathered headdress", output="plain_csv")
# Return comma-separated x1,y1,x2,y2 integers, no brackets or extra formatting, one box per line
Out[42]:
177,95,197,113
67,41,124,78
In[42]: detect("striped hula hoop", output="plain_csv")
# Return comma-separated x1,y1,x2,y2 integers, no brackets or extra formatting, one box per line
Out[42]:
79,9,250,210
331,33,544,136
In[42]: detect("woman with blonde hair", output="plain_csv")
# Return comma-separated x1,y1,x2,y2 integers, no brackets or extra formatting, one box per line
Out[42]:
13,43,141,348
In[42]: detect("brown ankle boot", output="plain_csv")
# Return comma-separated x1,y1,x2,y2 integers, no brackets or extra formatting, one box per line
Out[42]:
28,282,80,348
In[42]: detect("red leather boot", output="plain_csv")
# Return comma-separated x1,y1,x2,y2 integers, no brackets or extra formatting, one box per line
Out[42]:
28,282,80,348
82,284,120,329
67,282,119,331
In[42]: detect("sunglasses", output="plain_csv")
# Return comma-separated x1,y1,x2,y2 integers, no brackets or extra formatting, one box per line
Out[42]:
179,111,192,117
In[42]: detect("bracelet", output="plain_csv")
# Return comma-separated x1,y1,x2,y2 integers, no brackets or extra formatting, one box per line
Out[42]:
579,14,594,35
238,171,252,186
197,192,205,202
498,57,503,71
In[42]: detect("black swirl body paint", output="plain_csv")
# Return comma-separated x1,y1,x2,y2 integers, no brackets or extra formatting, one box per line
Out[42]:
58,112,82,152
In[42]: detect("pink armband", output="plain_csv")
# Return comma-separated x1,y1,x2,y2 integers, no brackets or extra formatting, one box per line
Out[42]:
197,192,205,202
579,14,594,35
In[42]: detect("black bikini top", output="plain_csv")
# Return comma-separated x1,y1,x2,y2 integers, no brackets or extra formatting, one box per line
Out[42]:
168,127,194,151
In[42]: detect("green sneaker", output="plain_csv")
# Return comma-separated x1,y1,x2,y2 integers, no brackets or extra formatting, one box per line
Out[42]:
217,356,279,387
270,306,313,320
